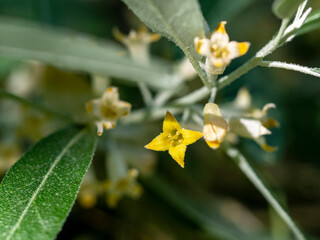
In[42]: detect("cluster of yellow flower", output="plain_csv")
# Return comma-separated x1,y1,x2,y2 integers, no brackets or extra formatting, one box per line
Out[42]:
86,87,277,170
82,22,277,207
145,97,277,168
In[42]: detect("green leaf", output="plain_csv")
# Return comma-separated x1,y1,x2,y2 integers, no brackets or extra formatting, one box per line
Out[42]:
121,0,209,87
0,126,97,240
0,17,181,90
295,9,320,36
272,0,305,19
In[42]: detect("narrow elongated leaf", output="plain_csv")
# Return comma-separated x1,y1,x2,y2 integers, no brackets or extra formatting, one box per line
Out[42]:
295,10,320,36
0,126,97,240
0,17,181,90
121,0,208,84
272,0,304,19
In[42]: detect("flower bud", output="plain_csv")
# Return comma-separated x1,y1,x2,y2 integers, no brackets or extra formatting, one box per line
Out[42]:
203,103,228,149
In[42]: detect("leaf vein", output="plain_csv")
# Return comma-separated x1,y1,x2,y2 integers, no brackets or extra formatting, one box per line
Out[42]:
5,130,85,240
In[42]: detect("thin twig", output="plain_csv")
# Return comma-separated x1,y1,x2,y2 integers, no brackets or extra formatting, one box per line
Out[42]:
224,146,306,240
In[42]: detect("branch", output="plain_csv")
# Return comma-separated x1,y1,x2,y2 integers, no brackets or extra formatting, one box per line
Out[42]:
259,60,320,78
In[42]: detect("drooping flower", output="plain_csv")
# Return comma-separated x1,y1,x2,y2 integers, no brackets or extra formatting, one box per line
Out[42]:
86,87,131,136
113,25,160,63
145,112,202,168
203,103,228,149
226,88,278,151
194,21,250,76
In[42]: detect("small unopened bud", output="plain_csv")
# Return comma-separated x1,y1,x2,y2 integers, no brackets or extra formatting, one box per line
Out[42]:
203,103,228,149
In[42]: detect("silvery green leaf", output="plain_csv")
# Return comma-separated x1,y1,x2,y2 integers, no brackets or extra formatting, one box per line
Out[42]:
272,0,305,19
0,126,97,240
0,17,181,90
121,0,208,84
295,10,320,36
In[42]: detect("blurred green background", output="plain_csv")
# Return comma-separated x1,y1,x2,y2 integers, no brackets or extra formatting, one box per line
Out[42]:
0,0,320,239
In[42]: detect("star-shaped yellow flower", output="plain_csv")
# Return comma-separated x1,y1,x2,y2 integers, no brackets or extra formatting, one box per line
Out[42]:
145,112,202,168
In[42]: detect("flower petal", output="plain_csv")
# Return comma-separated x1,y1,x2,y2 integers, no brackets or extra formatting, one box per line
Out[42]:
205,140,221,149
96,121,104,136
238,42,250,56
86,99,101,117
180,129,202,145
145,133,170,151
261,103,276,117
112,28,125,43
215,21,227,34
169,144,186,168
255,137,277,152
229,118,271,139
102,87,119,104
262,118,279,128
149,33,161,42
227,41,241,59
210,21,229,44
203,103,228,144
103,120,116,130
234,88,251,109
116,101,132,117
194,37,211,57
163,111,181,133
228,41,250,59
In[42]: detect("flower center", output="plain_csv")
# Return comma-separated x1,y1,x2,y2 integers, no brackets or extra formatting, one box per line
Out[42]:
213,47,229,59
116,178,129,190
168,129,184,146
101,105,118,118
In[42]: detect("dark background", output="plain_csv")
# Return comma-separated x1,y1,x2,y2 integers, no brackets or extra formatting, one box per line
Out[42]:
0,0,320,239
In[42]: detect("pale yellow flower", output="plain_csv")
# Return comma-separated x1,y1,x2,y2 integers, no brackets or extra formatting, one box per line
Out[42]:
227,89,278,152
194,21,250,75
203,103,228,149
145,112,202,168
113,26,160,62
104,169,142,208
86,87,131,136
104,148,143,208
78,168,102,209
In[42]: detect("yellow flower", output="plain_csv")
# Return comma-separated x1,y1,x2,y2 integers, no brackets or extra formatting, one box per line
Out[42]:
145,112,202,168
203,103,228,149
194,21,250,75
86,87,131,136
